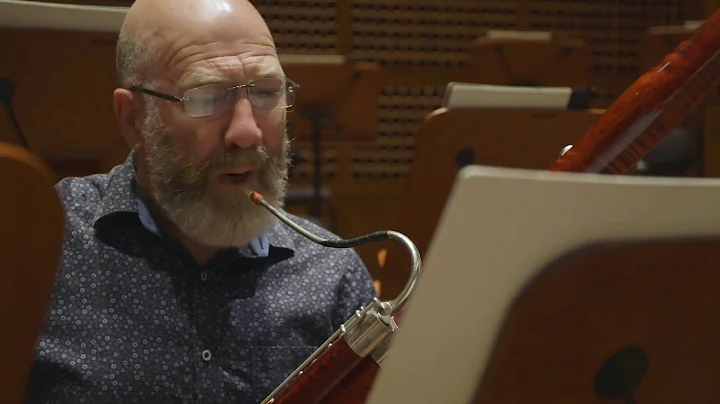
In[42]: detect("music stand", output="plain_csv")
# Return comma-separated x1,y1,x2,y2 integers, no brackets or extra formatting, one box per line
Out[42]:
368,165,720,403
280,55,381,219
469,30,591,87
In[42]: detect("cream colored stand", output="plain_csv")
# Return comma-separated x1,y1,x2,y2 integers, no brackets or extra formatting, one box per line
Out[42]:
369,165,720,404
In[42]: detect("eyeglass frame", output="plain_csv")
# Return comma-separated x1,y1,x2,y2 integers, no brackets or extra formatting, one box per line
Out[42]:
127,77,300,117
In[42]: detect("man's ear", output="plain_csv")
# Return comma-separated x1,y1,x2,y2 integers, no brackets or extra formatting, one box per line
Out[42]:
113,88,144,151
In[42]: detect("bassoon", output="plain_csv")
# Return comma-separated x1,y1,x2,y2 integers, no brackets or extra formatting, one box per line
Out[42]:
249,7,720,403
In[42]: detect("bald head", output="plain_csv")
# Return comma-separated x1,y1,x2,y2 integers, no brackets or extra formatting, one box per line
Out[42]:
116,0,276,88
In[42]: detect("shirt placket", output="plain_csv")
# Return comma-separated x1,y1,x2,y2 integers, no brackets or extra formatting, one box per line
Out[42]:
190,263,253,403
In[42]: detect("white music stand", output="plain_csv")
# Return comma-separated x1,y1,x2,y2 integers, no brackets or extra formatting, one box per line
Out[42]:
442,82,595,110
367,165,720,404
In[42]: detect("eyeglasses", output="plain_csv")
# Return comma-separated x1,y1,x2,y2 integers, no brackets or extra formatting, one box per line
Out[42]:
129,77,299,118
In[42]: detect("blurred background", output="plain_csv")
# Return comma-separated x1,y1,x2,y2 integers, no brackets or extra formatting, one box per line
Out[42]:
1,0,719,299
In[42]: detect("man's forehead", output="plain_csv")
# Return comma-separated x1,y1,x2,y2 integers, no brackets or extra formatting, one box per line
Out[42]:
178,57,284,88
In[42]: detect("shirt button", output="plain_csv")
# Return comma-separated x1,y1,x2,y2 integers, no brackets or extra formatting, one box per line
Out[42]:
200,272,208,281
202,350,212,361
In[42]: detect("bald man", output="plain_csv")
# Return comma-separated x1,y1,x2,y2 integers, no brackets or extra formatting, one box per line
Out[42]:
23,0,377,402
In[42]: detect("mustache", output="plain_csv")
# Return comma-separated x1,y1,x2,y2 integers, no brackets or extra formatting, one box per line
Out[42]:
191,146,271,173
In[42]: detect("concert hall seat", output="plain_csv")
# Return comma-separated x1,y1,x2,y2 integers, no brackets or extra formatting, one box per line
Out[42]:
0,142,64,404
468,29,592,88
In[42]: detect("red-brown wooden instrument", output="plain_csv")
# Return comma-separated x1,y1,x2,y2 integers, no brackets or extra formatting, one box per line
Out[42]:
550,11,720,174
250,7,720,404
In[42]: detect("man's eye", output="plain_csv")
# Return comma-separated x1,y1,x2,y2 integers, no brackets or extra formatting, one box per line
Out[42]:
194,91,228,103
255,90,281,97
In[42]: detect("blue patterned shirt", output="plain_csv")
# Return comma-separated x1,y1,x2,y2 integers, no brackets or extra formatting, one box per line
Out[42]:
23,153,378,403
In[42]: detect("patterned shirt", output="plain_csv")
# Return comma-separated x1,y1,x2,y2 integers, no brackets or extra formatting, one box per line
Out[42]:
23,153,378,404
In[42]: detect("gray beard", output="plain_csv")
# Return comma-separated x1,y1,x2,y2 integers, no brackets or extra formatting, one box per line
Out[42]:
141,103,291,247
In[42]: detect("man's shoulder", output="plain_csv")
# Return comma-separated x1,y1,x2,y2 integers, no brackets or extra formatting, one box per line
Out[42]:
54,172,114,225
55,172,111,206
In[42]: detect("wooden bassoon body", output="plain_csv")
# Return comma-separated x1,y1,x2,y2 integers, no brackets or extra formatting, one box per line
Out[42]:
550,9,720,174
248,7,720,404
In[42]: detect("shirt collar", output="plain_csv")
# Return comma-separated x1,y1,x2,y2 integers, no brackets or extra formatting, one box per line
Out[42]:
92,151,296,257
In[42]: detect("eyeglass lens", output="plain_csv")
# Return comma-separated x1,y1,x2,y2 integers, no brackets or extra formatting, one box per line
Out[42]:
182,78,296,117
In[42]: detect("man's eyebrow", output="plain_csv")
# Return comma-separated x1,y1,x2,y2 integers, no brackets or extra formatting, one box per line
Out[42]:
253,65,285,79
179,72,229,89
179,64,285,90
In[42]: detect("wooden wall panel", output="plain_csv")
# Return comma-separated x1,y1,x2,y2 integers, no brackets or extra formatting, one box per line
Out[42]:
255,0,690,185
685,0,720,20
525,0,685,105
0,28,121,160
256,0,340,54
349,0,518,67
19,0,698,185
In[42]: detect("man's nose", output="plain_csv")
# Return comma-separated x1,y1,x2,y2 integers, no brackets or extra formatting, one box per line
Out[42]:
224,98,262,149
